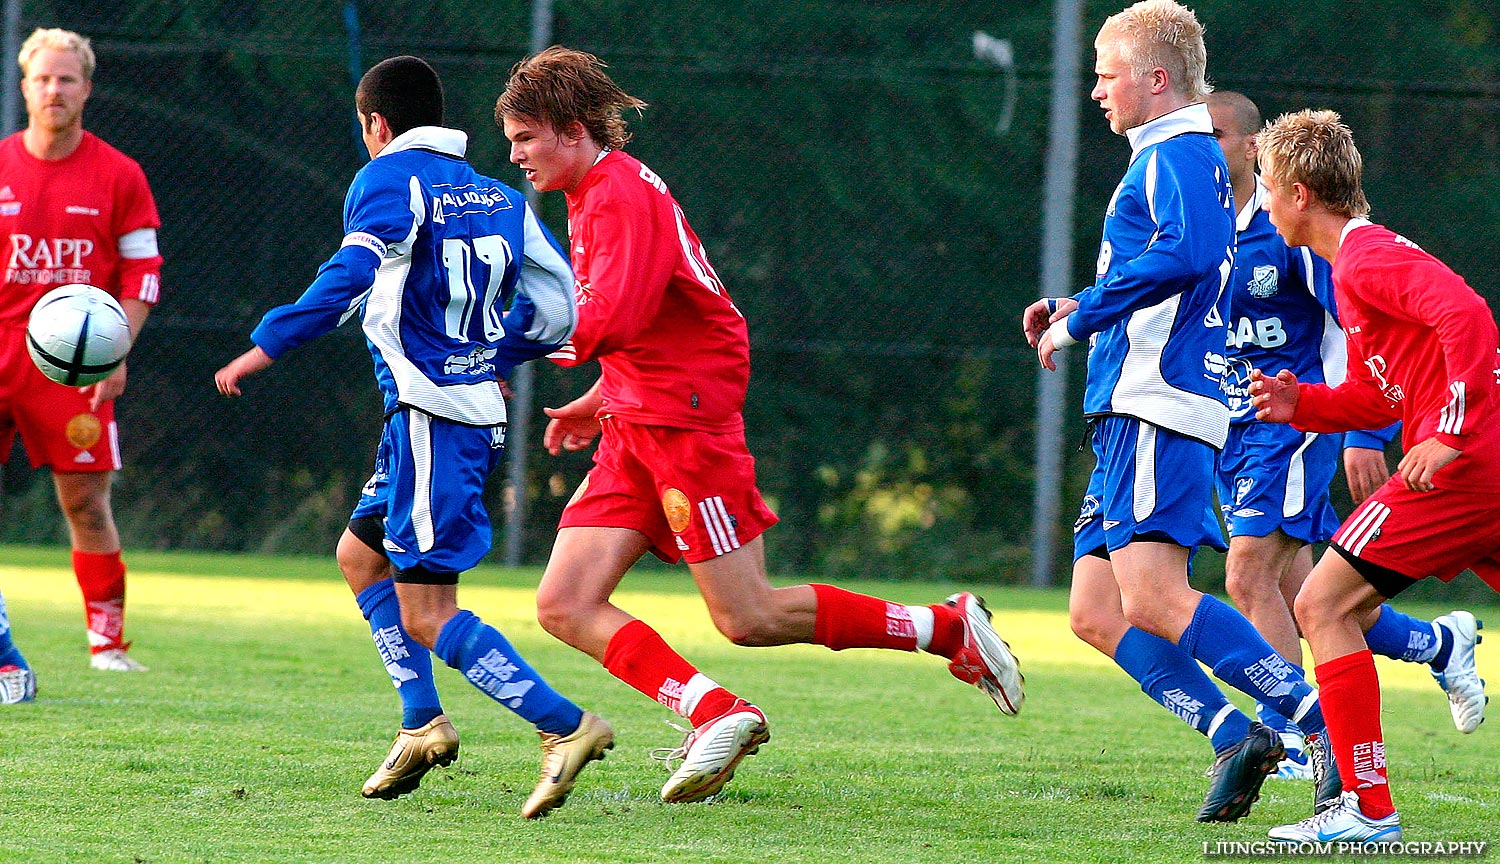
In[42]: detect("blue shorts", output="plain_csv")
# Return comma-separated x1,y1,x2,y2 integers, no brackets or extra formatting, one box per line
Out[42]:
1073,415,1226,560
351,408,506,577
1216,422,1341,544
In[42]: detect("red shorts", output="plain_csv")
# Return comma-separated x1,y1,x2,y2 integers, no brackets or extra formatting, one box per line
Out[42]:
1332,476,1500,591
0,330,120,472
559,416,778,564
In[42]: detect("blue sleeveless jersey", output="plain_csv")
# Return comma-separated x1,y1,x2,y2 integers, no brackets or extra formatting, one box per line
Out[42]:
1059,104,1235,447
252,126,576,426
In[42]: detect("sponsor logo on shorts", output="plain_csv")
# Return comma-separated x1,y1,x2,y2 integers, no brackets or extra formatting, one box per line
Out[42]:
1234,476,1254,506
1073,495,1101,533
65,413,102,449
662,488,692,533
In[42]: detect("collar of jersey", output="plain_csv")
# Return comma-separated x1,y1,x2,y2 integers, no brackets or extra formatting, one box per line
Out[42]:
1236,176,1269,232
1126,102,1211,162
1339,217,1374,249
379,125,468,159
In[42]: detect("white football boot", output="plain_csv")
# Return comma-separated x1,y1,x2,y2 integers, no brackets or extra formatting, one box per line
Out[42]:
90,648,149,672
944,592,1024,715
657,699,770,804
1270,790,1402,844
1431,611,1486,733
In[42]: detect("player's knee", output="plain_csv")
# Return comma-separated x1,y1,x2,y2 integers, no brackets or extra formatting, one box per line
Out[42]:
711,609,774,647
59,494,111,534
535,593,584,644
1069,604,1116,652
1223,565,1271,609
1292,585,1333,638
1118,595,1173,640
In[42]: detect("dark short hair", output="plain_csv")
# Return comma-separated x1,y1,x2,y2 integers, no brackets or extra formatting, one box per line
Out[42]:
356,55,443,136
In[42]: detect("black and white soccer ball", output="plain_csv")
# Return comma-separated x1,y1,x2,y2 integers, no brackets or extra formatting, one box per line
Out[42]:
26,284,133,386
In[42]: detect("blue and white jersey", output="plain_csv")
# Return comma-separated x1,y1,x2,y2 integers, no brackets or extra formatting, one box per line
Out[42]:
1221,178,1342,422
252,126,576,426
1049,104,1235,448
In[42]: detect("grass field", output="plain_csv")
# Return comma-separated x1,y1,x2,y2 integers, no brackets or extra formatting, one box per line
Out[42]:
0,545,1495,863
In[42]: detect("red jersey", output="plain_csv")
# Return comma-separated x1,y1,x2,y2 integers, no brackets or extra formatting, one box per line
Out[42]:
1292,221,1500,491
550,150,749,433
0,131,162,331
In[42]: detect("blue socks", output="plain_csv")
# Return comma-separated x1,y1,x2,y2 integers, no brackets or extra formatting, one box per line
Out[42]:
1178,594,1325,736
0,589,26,670
356,579,442,729
434,609,583,737
1364,603,1446,666
1115,626,1251,753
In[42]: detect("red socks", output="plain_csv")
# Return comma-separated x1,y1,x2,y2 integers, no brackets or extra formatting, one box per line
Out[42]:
1316,649,1396,819
602,619,737,726
810,583,925,652
73,549,127,653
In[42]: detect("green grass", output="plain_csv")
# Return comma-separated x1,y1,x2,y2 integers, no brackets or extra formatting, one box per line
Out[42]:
0,545,1496,863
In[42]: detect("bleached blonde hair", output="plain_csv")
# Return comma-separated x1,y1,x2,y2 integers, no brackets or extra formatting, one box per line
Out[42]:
19,28,95,81
1099,0,1211,101
1257,109,1371,218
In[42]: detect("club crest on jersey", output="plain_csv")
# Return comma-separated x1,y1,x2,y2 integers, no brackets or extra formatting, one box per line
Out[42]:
65,413,102,449
1247,264,1279,298
443,345,498,376
662,488,692,533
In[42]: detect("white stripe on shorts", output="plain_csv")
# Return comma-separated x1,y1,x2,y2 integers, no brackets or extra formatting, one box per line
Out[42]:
407,411,436,553
698,496,741,557
107,421,122,470
1133,421,1158,523
1336,499,1391,557
1283,432,1317,518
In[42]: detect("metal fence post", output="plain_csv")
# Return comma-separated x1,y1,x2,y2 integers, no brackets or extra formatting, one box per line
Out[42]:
503,0,555,567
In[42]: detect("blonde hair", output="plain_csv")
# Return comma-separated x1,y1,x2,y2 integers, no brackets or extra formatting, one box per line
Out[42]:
1257,109,1371,218
1099,0,1211,101
496,46,646,151
19,28,95,81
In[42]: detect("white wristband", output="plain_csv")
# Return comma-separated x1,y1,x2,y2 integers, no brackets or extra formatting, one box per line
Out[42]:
1046,317,1078,349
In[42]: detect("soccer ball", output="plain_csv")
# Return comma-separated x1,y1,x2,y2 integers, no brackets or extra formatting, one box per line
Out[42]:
26,284,133,386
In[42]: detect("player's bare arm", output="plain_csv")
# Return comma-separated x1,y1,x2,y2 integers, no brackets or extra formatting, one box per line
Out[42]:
542,377,605,455
1396,437,1461,493
1343,446,1391,503
213,346,274,397
1249,368,1300,422
87,297,150,410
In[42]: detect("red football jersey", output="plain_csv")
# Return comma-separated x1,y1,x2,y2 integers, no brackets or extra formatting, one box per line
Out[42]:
1292,221,1500,490
0,131,162,331
550,150,749,433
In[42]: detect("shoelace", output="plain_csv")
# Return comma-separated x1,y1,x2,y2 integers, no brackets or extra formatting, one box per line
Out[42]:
648,719,695,767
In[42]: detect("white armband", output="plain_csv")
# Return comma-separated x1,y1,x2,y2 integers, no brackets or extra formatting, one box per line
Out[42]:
117,228,159,259
341,231,388,258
